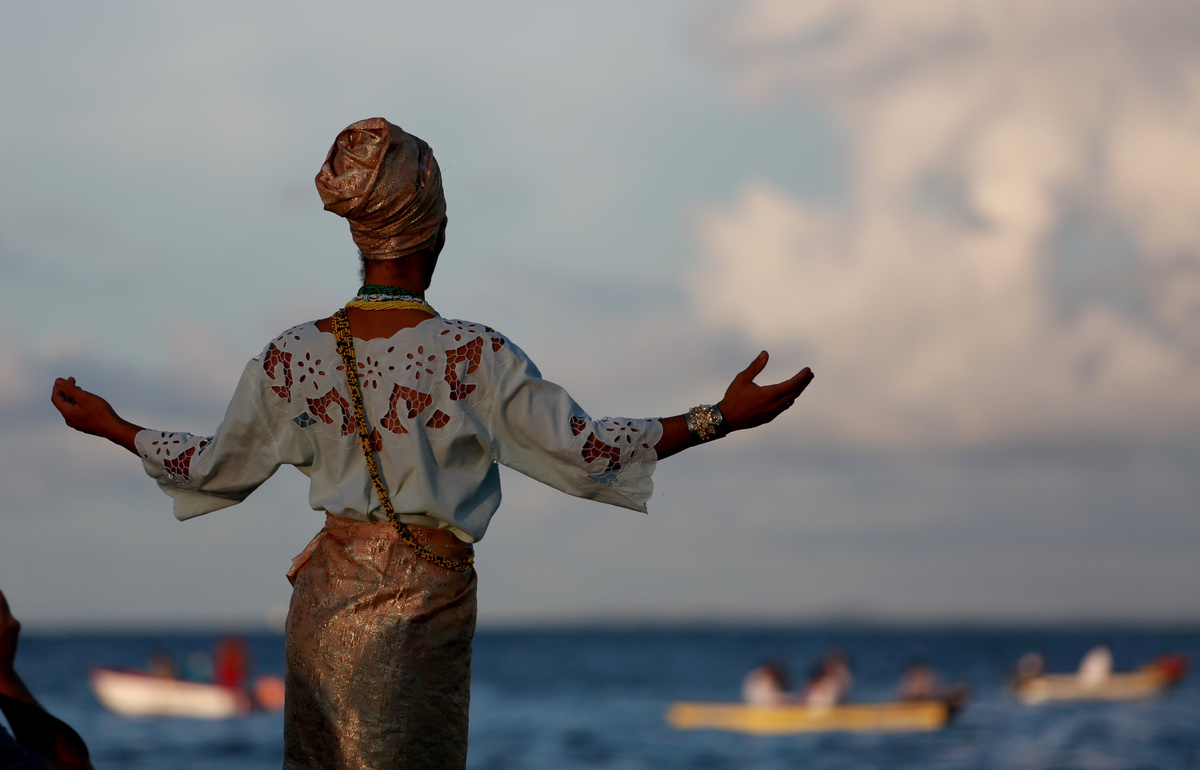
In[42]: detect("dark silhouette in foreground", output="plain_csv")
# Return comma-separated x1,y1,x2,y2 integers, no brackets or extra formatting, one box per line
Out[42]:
0,589,93,770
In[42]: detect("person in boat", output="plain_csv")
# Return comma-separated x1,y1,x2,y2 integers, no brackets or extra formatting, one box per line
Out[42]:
1013,650,1045,683
0,589,93,770
898,658,941,701
896,656,970,707
147,651,178,679
800,650,853,708
213,635,248,691
49,118,815,770
742,659,793,706
823,649,853,702
184,651,214,683
210,634,286,712
800,664,839,708
1078,644,1113,686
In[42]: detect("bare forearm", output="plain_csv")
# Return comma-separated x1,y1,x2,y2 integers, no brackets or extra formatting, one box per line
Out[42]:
103,417,144,455
653,415,695,460
68,412,143,456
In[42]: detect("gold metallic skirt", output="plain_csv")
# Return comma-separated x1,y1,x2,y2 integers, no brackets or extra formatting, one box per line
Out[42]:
283,514,477,770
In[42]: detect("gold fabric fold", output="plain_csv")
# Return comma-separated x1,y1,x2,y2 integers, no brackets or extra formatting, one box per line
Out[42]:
285,513,476,769
315,118,447,260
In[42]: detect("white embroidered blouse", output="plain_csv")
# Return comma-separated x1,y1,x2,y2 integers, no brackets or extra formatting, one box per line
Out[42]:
135,316,662,542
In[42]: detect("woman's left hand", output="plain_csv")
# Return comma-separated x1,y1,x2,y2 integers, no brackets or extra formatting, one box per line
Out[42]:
718,351,814,432
653,351,814,459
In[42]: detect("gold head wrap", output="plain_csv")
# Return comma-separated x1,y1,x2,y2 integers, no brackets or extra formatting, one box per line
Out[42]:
315,118,446,260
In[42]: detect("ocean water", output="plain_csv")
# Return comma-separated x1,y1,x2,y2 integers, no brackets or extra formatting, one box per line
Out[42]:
8,626,1199,769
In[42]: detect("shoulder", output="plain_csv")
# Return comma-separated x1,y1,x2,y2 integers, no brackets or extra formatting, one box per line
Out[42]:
413,318,543,395
250,321,333,406
255,320,326,361
424,317,526,360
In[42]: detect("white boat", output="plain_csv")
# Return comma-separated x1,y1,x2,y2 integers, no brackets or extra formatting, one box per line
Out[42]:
1011,656,1188,705
90,667,252,719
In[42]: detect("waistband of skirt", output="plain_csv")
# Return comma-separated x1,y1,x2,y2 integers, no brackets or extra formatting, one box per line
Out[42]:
287,513,472,584
320,512,467,545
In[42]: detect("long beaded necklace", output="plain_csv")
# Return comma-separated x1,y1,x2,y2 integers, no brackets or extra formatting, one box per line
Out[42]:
345,284,438,315
330,305,472,572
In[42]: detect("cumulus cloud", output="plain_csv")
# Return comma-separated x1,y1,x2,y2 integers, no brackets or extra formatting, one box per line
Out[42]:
695,0,1200,448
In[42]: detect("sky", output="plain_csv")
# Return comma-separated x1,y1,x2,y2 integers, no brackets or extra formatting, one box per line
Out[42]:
1,0,1198,629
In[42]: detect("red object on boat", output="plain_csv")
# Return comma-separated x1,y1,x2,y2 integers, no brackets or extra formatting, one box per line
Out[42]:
1152,654,1188,683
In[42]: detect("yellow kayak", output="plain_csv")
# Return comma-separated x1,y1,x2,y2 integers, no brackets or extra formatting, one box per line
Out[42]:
665,699,957,734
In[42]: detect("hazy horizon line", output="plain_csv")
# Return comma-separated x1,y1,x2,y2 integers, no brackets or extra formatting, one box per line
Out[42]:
21,612,1200,635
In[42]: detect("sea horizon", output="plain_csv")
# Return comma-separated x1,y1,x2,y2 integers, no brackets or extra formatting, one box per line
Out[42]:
20,613,1200,635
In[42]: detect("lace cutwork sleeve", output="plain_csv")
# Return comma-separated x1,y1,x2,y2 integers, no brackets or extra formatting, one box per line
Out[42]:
135,353,315,521
489,341,662,513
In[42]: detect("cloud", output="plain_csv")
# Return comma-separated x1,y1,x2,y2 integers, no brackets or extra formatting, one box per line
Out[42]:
695,0,1200,449
0,325,35,406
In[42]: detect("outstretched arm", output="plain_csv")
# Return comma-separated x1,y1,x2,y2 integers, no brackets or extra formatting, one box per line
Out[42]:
50,378,143,455
0,590,94,770
654,351,813,460
53,362,308,521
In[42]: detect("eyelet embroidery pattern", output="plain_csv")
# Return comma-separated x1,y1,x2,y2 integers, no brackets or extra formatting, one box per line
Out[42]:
580,420,647,485
148,434,184,457
381,385,434,435
567,413,658,485
262,343,293,402
444,337,483,401
142,317,660,521
307,388,357,436
582,434,622,484
599,419,646,447
143,433,211,485
267,320,498,441
262,318,657,485
357,355,387,390
262,325,327,404
404,346,436,381
297,352,329,393
164,446,198,481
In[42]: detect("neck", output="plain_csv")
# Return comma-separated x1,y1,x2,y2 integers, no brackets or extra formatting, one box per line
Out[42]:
361,254,434,295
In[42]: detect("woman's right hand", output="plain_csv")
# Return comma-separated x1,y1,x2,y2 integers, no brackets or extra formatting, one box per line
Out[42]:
50,378,143,454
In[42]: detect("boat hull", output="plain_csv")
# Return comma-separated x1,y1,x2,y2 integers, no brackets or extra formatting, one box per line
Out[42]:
90,668,250,719
1012,669,1177,705
666,700,954,734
